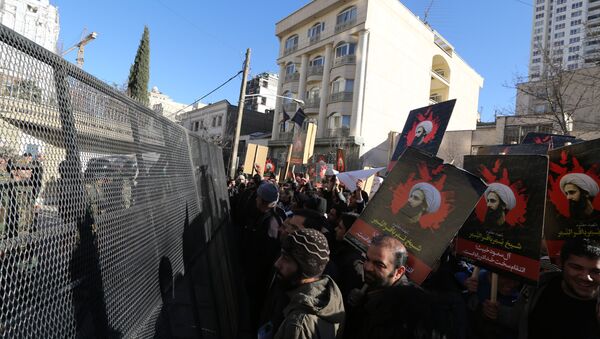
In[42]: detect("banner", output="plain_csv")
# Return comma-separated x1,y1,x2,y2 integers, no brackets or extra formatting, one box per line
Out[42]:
455,155,548,283
476,144,549,156
522,132,582,149
336,148,346,172
388,99,456,171
545,139,600,258
290,123,317,165
346,147,485,284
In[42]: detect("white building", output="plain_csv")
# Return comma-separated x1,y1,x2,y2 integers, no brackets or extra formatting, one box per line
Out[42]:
528,0,600,79
0,0,59,53
269,0,484,169
245,72,279,113
148,86,203,122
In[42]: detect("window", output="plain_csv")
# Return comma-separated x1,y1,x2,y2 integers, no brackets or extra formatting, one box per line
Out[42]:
553,56,563,63
308,22,324,39
556,6,566,13
568,45,580,52
285,62,296,75
571,19,582,26
534,35,542,42
535,20,544,27
571,10,582,17
535,28,544,34
568,54,579,61
260,97,267,105
335,42,356,58
570,28,581,35
331,78,343,93
572,2,583,9
554,32,565,38
556,14,566,21
536,5,545,12
200,120,204,128
532,57,541,63
536,13,545,19
193,121,199,132
553,40,564,46
217,115,223,127
555,23,565,29
212,117,217,127
307,87,320,101
556,0,566,4
568,63,578,70
534,104,547,114
533,50,541,56
262,80,268,87
336,7,357,26
309,56,323,66
536,0,544,4
284,35,298,51
282,90,293,104
342,115,351,128
553,48,564,54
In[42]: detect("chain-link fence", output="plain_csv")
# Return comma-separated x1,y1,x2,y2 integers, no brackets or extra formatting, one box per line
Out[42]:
0,24,239,338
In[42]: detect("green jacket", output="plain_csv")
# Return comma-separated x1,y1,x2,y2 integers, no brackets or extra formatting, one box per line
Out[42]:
275,275,345,339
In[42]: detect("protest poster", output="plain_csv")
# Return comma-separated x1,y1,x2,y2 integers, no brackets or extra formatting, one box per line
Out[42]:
476,143,549,156
290,122,317,165
522,132,582,149
455,155,549,283
243,143,268,176
388,99,456,171
544,139,600,258
346,147,485,284
336,148,346,172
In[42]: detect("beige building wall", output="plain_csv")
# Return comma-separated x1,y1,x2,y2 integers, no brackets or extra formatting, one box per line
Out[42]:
271,0,483,168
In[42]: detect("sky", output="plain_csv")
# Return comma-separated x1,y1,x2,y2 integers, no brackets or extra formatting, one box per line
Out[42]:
53,0,533,122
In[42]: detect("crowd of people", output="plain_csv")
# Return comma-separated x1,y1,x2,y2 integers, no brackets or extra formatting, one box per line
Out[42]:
228,171,600,339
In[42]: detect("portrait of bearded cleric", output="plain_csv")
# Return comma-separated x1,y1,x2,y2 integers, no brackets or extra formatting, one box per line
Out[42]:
560,173,600,222
413,120,433,146
399,182,442,225
483,183,517,230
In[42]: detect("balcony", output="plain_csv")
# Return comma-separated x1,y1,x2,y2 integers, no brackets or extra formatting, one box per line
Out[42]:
307,65,324,77
335,18,357,33
309,33,321,45
431,69,449,84
278,131,293,141
304,97,321,110
284,72,300,83
329,91,353,103
429,95,442,104
327,127,350,137
283,45,298,56
333,55,356,67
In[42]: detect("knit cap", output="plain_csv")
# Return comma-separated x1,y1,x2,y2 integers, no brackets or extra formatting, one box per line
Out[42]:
281,228,330,278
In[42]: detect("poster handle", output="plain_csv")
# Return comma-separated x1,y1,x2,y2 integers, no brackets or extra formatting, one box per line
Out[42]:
490,273,498,303
471,266,480,278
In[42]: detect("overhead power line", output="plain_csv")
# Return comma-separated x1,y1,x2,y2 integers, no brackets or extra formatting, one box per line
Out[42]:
173,70,243,117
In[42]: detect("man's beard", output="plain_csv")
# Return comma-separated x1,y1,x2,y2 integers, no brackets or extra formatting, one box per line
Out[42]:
276,270,303,290
413,134,425,145
400,203,424,221
364,270,395,289
484,207,504,226
569,197,589,219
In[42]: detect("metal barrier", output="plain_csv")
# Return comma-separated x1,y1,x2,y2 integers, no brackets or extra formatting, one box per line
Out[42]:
0,24,239,338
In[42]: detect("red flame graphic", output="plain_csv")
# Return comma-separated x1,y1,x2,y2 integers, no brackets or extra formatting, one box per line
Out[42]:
473,159,529,228
389,162,454,230
405,108,441,146
533,136,552,145
548,150,600,217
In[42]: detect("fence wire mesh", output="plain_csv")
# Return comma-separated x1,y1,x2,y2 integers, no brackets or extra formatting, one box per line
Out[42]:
0,24,235,338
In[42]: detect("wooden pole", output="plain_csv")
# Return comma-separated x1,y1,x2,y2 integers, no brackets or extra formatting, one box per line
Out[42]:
229,48,251,179
490,273,498,303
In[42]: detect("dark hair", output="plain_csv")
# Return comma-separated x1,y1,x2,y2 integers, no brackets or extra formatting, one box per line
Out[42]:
371,234,408,269
340,212,358,230
560,238,600,264
293,208,327,231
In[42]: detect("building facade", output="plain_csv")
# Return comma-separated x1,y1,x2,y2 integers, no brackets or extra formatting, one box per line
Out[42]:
148,86,202,122
0,0,59,53
269,0,483,170
245,72,278,113
528,0,600,80
179,99,274,168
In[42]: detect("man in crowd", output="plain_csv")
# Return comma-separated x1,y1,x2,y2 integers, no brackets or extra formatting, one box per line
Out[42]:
400,182,441,225
262,228,344,339
345,235,433,338
483,183,516,229
560,173,600,222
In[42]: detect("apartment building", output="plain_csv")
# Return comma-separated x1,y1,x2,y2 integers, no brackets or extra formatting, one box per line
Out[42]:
245,72,279,113
528,0,600,79
269,0,483,169
0,0,59,53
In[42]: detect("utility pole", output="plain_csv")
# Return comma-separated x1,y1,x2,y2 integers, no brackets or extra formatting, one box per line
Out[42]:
229,48,251,179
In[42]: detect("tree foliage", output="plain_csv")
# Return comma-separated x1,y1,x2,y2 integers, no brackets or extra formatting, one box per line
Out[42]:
127,26,150,106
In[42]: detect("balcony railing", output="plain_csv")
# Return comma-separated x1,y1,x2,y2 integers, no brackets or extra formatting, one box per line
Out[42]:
429,95,442,104
309,33,321,45
327,127,350,137
335,18,357,33
307,65,324,77
432,69,449,83
283,45,298,56
333,55,356,67
278,131,294,141
329,91,353,103
305,97,321,108
284,72,300,83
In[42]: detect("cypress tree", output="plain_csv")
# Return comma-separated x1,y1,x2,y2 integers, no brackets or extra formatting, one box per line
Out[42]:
127,26,150,106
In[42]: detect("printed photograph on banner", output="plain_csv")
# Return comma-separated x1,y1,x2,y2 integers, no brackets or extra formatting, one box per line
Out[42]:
475,143,549,156
290,127,307,165
455,155,549,283
345,147,485,284
388,99,456,171
335,148,345,172
521,132,582,149
545,139,600,258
